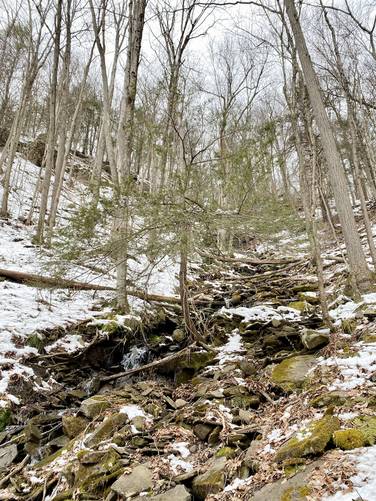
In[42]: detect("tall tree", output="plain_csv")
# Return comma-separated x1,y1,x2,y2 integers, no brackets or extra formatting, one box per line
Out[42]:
285,0,372,291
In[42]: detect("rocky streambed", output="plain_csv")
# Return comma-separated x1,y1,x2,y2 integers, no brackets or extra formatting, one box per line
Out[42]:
1,257,376,500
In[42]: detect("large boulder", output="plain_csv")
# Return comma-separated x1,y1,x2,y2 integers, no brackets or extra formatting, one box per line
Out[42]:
192,457,226,500
111,464,153,497
271,355,316,391
275,416,340,462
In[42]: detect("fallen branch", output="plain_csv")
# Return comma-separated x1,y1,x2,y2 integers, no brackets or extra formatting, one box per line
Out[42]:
101,344,211,383
198,250,301,265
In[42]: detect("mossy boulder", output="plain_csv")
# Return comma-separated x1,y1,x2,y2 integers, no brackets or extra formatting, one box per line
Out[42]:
80,396,111,419
192,457,226,500
333,429,366,450
230,395,260,409
250,460,321,501
352,416,376,445
161,350,215,374
271,355,316,392
274,416,340,462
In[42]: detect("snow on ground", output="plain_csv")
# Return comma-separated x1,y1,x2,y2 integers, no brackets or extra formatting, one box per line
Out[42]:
44,334,87,354
323,446,376,501
329,293,376,323
218,305,301,322
319,342,376,391
216,330,245,365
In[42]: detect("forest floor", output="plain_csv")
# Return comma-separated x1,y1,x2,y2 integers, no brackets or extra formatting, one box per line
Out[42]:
1,154,376,500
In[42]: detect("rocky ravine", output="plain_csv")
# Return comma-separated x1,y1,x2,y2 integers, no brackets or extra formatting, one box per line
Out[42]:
1,256,376,500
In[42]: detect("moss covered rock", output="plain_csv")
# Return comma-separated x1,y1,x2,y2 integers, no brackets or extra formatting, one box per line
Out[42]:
352,416,376,445
275,416,340,462
311,391,350,409
85,413,128,447
298,292,319,304
333,429,366,450
216,447,236,458
271,355,316,392
80,396,111,419
288,301,313,313
192,457,226,500
281,485,312,500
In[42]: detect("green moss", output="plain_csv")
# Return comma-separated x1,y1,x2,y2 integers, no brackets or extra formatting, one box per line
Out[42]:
333,429,366,450
275,416,340,463
0,409,11,431
26,333,46,351
311,391,349,409
283,458,306,478
271,355,316,392
361,334,376,343
216,447,236,458
288,301,312,313
281,485,312,501
352,416,376,445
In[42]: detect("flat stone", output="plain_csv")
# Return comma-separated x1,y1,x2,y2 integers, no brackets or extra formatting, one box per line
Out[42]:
0,444,17,469
111,464,153,497
193,423,214,441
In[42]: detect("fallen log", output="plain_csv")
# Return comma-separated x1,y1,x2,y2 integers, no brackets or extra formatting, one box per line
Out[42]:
0,267,184,304
0,267,115,291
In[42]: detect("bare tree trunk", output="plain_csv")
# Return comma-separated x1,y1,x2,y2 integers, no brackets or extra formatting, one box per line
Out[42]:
35,0,63,244
116,0,146,183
